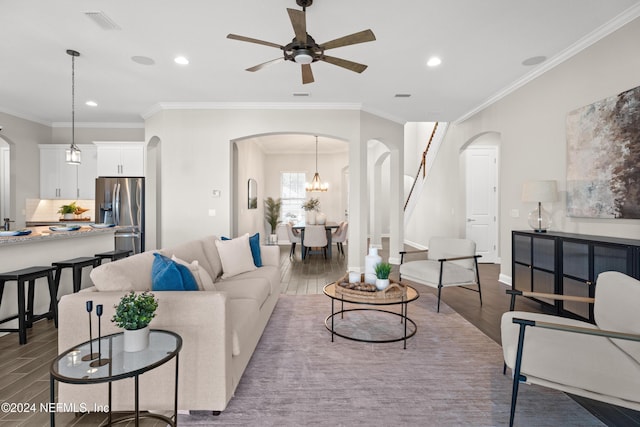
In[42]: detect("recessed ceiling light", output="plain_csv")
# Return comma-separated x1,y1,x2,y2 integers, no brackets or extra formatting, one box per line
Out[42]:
85,101,98,107
522,55,547,66
174,56,189,65
427,57,442,67
131,56,155,65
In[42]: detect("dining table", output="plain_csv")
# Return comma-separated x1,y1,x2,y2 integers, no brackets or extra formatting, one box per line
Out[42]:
292,221,340,259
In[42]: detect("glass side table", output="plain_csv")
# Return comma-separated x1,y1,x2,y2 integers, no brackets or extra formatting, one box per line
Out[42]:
50,329,182,426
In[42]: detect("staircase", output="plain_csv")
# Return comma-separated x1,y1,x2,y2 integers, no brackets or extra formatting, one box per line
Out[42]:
403,122,448,227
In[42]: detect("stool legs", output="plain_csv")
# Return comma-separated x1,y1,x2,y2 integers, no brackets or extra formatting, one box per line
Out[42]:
47,270,58,327
17,279,27,345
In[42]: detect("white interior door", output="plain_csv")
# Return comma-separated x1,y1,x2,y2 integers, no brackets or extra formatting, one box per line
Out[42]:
465,147,498,263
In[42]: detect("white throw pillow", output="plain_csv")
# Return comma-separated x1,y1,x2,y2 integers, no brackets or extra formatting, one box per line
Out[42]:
214,234,257,279
171,255,217,291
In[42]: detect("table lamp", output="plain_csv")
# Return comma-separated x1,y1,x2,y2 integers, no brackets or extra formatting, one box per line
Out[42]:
522,180,557,232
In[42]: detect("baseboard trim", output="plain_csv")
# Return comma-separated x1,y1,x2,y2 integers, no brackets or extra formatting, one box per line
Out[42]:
498,274,512,287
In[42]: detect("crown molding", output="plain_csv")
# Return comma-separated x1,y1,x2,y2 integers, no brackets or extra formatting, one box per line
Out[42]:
141,102,364,120
51,122,144,129
454,3,640,124
0,108,51,127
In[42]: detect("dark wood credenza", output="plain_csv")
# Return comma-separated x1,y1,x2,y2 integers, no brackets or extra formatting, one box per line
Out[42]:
512,230,640,322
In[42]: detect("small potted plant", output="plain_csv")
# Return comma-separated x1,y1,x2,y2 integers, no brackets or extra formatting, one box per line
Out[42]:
374,262,392,290
301,198,320,224
112,291,158,352
58,202,78,220
264,197,282,244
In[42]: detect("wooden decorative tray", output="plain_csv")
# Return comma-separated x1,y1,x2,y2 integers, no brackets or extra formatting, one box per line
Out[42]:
335,274,406,299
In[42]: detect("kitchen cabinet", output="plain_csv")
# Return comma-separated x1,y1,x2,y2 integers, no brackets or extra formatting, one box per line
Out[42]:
39,144,97,199
95,141,145,176
512,230,640,322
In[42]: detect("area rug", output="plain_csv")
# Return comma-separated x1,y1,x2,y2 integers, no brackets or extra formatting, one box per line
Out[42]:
179,293,603,426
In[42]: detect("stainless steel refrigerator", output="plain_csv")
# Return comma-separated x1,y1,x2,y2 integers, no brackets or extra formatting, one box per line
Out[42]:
95,177,145,254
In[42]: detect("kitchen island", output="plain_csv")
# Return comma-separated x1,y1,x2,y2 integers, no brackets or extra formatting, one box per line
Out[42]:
0,226,117,338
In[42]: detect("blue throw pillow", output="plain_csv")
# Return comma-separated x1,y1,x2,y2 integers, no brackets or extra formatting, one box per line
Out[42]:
151,253,198,291
221,233,262,267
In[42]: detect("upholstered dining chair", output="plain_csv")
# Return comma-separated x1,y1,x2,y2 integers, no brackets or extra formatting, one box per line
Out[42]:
501,271,640,427
285,223,301,258
399,237,482,312
302,225,328,259
331,221,348,256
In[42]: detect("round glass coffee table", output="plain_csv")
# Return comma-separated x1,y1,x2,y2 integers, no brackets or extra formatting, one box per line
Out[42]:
50,329,182,426
323,282,419,349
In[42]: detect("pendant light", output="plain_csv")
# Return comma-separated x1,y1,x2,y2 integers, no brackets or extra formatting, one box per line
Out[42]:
305,135,328,192
65,49,81,165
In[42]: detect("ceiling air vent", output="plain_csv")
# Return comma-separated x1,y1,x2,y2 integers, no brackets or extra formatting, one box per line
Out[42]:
394,94,411,98
84,11,121,30
293,92,310,97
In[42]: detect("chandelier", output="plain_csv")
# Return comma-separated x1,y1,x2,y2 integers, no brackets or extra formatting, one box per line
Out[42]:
65,49,81,165
306,136,328,192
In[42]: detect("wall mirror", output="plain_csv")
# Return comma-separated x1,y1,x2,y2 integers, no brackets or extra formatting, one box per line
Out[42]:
248,178,257,209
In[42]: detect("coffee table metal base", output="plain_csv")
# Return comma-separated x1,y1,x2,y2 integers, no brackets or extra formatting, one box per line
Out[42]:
325,304,417,349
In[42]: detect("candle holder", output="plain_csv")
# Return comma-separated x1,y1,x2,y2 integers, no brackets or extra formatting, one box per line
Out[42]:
90,304,110,367
81,300,99,361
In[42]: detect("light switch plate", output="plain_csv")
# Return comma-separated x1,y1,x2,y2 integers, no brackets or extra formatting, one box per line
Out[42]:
208,209,216,217
510,209,520,218
212,190,221,197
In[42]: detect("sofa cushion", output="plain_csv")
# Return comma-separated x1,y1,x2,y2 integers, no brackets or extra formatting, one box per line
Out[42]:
91,251,155,291
200,236,223,280
226,265,280,296
215,234,257,279
216,277,271,308
152,253,198,291
222,232,262,267
171,255,217,291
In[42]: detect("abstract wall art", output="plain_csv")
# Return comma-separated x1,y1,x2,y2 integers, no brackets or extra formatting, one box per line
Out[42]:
566,85,640,218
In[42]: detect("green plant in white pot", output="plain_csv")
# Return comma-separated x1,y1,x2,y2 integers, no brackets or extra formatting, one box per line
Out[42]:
112,291,158,352
264,197,282,244
374,262,392,291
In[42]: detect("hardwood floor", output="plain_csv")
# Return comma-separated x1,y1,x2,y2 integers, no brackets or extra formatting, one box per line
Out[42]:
0,239,637,426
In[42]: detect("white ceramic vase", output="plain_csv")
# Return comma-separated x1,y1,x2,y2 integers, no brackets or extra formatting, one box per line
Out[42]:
305,211,316,225
123,326,150,352
375,278,390,291
316,212,327,225
364,247,382,285
63,213,74,219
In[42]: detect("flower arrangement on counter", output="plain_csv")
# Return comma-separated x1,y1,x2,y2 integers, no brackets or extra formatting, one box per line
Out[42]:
301,198,320,212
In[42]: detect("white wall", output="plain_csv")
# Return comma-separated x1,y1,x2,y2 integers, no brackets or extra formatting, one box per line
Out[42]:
145,108,403,272
234,139,265,237
419,16,640,280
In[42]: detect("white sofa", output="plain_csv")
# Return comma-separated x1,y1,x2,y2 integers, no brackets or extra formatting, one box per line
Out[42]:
57,234,280,413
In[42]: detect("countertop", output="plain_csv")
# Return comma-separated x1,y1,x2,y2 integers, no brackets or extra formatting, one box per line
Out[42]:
0,225,118,246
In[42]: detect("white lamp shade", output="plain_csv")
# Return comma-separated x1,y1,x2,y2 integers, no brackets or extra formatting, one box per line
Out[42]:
522,180,557,202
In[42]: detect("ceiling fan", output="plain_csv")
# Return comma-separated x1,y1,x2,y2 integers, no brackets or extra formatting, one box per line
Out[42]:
227,0,376,84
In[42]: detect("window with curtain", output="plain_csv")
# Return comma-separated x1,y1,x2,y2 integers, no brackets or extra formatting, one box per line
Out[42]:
281,172,306,224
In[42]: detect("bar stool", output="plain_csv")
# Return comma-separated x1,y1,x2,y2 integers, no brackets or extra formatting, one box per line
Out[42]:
52,257,101,294
94,249,132,264
0,266,57,344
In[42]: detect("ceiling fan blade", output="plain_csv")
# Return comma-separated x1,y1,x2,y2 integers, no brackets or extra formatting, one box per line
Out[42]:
321,55,368,73
246,58,284,72
320,29,376,50
301,64,314,84
287,8,307,44
227,34,283,49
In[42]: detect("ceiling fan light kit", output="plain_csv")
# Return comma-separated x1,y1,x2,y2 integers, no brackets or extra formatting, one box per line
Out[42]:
227,1,375,84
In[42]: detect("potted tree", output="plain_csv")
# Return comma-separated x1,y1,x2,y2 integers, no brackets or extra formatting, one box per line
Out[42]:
374,262,392,290
264,197,282,244
111,291,158,352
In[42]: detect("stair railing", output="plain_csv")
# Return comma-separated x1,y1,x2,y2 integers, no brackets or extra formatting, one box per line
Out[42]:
404,122,438,211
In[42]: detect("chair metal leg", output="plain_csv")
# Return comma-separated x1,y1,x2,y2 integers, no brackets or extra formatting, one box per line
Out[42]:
437,286,442,313
509,321,530,427
474,257,483,306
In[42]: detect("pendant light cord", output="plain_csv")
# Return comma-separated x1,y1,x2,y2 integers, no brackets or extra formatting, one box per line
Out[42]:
71,53,75,148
